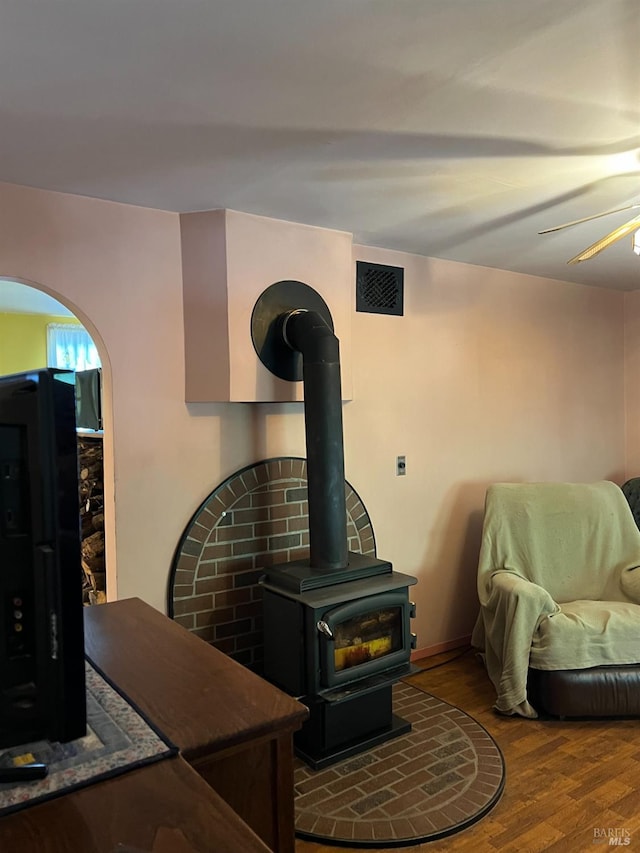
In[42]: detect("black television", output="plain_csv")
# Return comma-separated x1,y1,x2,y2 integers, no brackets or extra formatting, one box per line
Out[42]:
0,368,86,753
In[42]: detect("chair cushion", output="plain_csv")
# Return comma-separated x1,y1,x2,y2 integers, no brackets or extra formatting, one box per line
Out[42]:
528,665,640,717
531,599,640,670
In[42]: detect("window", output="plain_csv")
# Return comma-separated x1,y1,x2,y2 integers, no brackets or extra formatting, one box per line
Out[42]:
47,323,101,371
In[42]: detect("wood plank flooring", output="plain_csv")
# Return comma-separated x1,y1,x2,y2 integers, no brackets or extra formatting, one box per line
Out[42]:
295,650,640,852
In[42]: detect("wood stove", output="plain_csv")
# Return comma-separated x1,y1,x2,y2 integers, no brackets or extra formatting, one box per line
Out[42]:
262,556,416,769
252,281,418,769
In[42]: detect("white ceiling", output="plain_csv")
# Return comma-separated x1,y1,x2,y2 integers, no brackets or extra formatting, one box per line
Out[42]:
0,280,73,316
1,0,640,293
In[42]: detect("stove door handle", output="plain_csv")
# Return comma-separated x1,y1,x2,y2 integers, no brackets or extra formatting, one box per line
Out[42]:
316,620,334,639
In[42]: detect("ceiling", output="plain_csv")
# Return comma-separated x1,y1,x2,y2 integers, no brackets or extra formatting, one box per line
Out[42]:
1,0,640,295
0,280,73,315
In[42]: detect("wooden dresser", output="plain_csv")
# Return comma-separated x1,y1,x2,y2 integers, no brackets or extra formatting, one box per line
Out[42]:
0,597,308,853
83,598,308,852
0,756,275,853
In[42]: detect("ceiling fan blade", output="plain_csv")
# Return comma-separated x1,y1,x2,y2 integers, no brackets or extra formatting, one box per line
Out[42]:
567,215,640,264
538,202,640,234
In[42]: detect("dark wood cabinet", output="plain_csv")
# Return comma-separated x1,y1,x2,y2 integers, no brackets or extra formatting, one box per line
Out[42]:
0,756,273,853
84,598,308,852
0,598,308,853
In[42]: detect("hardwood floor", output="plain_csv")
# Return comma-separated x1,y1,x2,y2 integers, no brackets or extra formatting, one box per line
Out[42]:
295,650,640,852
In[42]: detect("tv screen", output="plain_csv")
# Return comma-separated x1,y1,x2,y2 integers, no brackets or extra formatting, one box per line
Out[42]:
0,368,86,748
75,368,102,432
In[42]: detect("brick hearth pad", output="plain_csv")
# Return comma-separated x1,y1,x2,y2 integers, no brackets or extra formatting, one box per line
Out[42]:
294,681,505,847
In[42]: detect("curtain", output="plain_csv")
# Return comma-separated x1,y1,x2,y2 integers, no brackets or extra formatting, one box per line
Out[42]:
47,323,101,371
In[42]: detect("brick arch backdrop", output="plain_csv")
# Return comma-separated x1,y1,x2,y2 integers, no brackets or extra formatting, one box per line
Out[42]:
168,457,377,673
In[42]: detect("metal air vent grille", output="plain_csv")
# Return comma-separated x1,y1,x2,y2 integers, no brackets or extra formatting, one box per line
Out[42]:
356,262,404,316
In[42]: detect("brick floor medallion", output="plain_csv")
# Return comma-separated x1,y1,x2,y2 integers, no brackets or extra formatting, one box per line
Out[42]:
294,681,505,847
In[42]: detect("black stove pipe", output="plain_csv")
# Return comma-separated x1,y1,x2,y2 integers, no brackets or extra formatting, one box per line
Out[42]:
281,309,349,572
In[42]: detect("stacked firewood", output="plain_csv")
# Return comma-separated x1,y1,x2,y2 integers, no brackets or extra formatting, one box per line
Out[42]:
78,435,106,605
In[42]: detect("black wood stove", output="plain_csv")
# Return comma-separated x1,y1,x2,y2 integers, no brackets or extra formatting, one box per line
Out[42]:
252,281,417,769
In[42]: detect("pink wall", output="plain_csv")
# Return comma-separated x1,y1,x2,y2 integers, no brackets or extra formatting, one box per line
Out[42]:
0,182,258,612
0,181,627,652
347,247,626,649
625,290,640,477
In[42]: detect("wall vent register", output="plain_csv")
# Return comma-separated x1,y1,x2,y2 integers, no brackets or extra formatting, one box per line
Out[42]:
356,261,404,316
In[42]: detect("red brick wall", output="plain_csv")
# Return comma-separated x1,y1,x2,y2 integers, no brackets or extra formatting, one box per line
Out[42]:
169,457,376,671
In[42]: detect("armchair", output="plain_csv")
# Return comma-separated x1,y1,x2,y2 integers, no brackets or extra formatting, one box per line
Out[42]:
471,481,640,718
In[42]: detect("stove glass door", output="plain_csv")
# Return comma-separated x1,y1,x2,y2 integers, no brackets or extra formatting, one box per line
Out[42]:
318,590,410,688
334,606,403,672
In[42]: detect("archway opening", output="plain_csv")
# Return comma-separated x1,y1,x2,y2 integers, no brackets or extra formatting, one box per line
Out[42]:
0,277,115,603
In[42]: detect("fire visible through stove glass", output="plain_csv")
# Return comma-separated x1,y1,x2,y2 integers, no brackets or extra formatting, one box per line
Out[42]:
334,607,402,672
